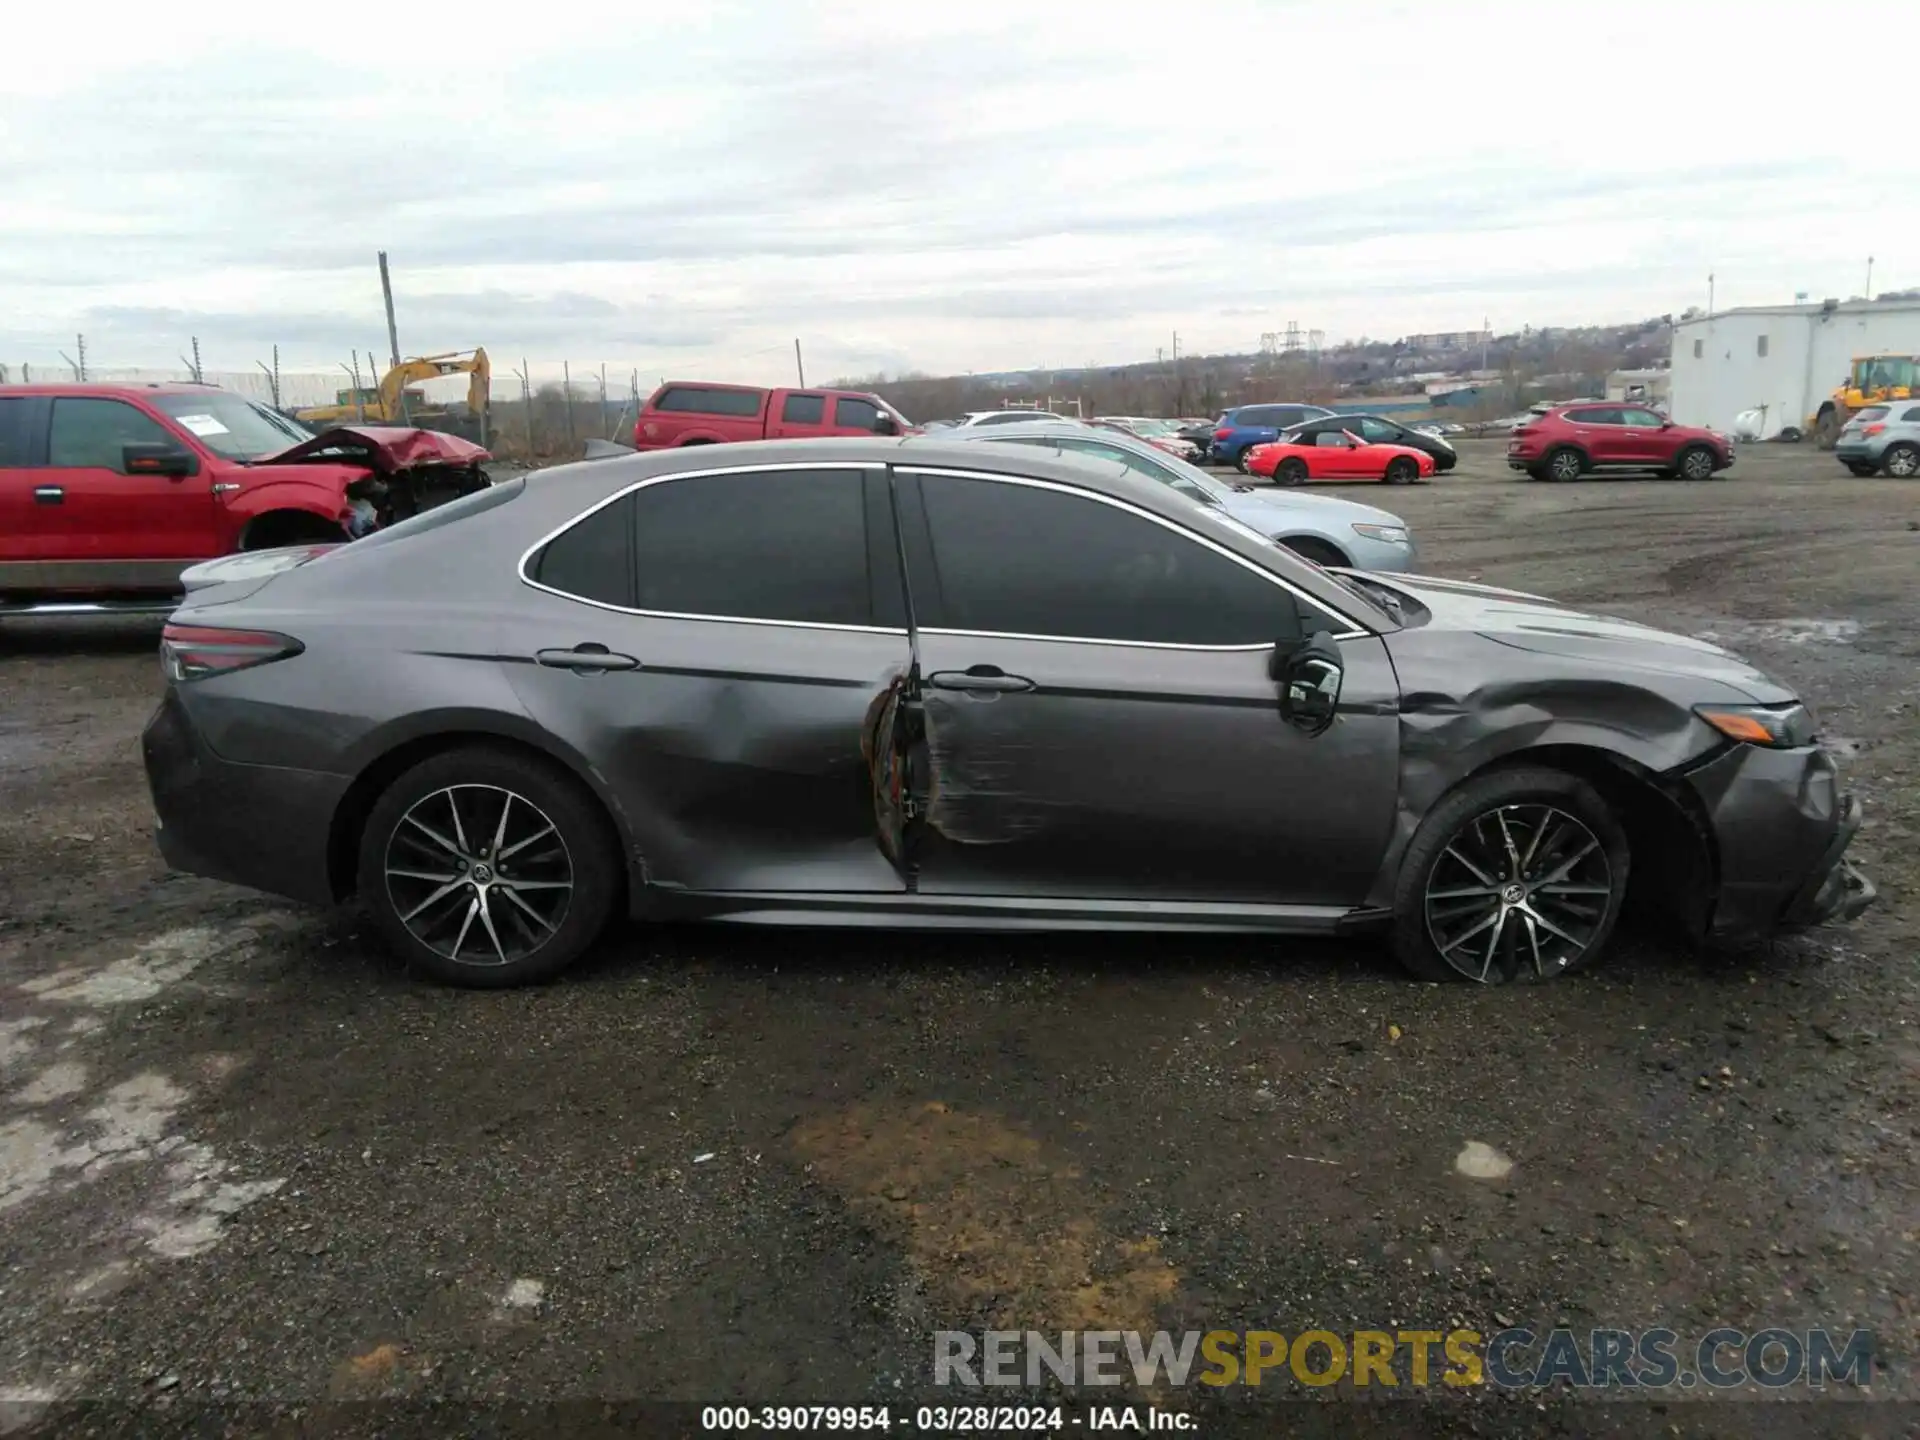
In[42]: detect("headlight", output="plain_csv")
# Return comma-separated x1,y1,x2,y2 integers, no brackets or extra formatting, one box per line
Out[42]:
1694,703,1816,748
1351,523,1410,545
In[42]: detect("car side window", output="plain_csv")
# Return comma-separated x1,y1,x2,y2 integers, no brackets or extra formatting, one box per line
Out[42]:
781,393,826,424
1357,418,1397,441
1621,408,1664,428
530,492,635,607
1902,405,1920,423
0,397,36,466
630,468,876,626
1056,436,1175,484
911,472,1321,647
47,398,176,470
1569,406,1622,426
834,397,881,429
1314,432,1348,448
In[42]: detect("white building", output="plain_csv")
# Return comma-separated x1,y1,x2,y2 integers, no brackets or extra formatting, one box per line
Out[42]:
1668,298,1920,439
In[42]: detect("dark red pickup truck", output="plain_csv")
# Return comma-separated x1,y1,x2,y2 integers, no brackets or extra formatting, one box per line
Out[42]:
633,381,914,449
0,383,490,617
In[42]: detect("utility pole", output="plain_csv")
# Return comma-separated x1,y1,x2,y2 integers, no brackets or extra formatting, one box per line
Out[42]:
1866,256,1874,300
794,338,806,387
378,251,401,370
1481,317,1490,375
1707,273,1715,318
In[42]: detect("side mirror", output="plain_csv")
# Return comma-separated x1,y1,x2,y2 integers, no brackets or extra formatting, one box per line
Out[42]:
1273,631,1344,736
1659,419,1674,429
123,442,197,478
871,413,900,436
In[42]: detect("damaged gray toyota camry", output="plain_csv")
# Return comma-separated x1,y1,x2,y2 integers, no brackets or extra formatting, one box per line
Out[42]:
141,437,1876,988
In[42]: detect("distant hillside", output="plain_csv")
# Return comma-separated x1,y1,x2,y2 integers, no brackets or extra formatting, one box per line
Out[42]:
835,317,1674,423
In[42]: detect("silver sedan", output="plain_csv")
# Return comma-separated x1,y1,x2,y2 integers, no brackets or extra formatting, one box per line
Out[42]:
910,419,1418,571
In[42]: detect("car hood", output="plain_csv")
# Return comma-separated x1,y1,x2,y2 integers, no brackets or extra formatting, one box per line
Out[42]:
1364,573,1793,702
258,425,490,475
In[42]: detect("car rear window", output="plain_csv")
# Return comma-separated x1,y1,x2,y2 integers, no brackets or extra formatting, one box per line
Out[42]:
347,476,524,553
653,386,764,417
1853,406,1889,423
0,395,35,466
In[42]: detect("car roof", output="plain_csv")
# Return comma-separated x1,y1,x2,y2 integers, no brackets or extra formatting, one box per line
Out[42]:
533,435,1391,629
0,382,233,398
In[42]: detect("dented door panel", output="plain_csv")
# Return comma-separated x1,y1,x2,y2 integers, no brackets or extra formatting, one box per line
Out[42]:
901,631,1401,904
503,590,913,893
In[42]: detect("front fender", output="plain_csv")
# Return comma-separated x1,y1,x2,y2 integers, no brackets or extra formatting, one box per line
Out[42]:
225,476,355,524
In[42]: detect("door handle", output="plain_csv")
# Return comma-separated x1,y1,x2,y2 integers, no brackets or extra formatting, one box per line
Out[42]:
32,486,63,505
928,665,1035,694
535,644,640,673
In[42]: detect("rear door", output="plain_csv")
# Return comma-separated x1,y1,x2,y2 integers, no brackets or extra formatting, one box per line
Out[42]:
41,397,220,579
1565,406,1623,464
0,394,50,567
502,461,913,894
768,391,834,440
888,465,1400,904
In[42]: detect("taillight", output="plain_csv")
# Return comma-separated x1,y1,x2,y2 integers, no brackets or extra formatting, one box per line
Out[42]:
1213,427,1232,441
1863,423,1886,436
161,624,304,682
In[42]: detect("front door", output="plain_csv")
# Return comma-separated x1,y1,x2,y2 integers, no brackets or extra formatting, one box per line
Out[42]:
501,461,914,894
766,392,833,440
41,397,220,574
888,467,1400,905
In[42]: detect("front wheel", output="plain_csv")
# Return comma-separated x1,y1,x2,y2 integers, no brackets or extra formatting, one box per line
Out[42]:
1280,536,1346,568
357,745,621,987
1883,443,1920,478
1677,446,1716,481
1391,767,1630,984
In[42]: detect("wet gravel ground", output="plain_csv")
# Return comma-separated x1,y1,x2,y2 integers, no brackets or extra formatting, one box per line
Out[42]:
2,441,1917,1438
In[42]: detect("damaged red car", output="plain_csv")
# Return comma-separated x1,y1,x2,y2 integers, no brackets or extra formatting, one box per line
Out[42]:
0,383,490,617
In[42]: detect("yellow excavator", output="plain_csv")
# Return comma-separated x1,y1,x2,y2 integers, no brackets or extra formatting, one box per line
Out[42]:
1809,353,1919,448
297,348,491,429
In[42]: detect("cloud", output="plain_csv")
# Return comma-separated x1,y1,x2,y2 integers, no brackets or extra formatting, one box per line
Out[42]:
0,0,1912,381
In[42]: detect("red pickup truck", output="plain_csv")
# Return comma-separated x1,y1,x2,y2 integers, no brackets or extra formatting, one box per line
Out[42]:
633,381,913,449
0,383,490,617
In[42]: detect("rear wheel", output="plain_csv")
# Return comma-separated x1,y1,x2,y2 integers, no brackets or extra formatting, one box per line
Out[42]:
1280,536,1346,568
1883,443,1920,478
1676,446,1716,481
1384,456,1418,485
1233,448,1252,474
1391,766,1630,985
1275,457,1309,486
1543,447,1584,482
357,745,620,988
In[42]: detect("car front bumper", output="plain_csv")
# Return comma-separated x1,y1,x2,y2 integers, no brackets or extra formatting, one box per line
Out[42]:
1683,741,1876,939
142,690,350,908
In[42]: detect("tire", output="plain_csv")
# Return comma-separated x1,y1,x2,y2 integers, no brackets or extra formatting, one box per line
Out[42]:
1882,443,1920,479
1543,447,1584,482
1813,409,1841,451
1275,457,1309,486
1390,766,1630,985
356,744,621,988
1844,461,1877,477
1280,536,1346,568
1233,448,1251,474
1384,456,1418,485
1676,446,1716,481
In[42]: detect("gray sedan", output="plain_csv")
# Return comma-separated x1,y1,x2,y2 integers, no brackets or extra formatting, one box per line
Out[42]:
1834,402,1920,477
145,437,1874,990
914,419,1418,571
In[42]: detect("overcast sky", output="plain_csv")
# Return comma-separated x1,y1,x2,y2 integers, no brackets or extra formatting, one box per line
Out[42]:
3,0,1911,388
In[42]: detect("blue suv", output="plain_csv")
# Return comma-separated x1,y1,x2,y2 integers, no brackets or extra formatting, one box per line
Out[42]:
1209,403,1335,469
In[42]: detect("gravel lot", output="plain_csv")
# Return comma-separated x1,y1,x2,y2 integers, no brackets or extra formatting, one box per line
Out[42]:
2,441,1917,1437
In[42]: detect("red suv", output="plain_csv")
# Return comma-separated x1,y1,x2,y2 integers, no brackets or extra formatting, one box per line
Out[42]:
634,382,912,449
1507,403,1733,482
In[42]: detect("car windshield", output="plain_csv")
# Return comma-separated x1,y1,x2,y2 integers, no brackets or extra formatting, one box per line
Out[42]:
152,392,313,461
